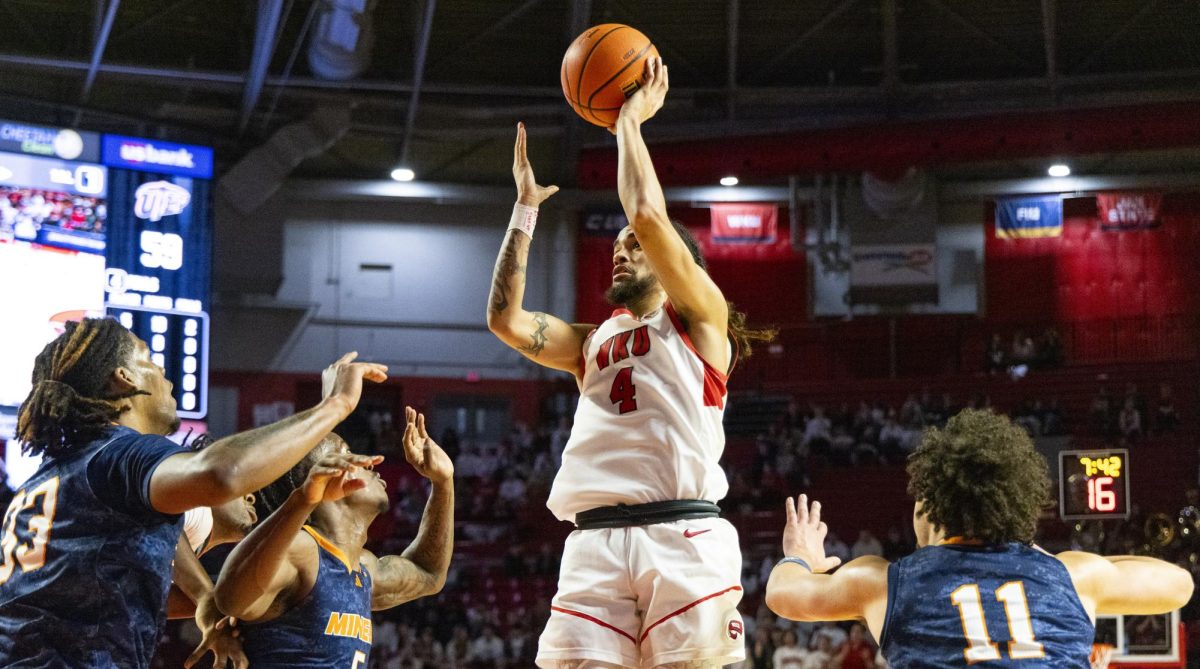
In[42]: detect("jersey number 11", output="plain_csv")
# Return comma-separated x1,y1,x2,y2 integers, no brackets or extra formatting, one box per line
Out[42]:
950,581,1045,662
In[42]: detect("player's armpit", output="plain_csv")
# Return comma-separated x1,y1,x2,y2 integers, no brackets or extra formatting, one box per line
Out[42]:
362,550,442,610
765,556,890,629
1058,551,1194,616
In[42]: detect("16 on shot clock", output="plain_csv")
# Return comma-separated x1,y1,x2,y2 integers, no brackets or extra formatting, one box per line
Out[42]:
1058,449,1130,520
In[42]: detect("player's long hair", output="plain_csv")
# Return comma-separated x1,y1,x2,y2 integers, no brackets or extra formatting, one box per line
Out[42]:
907,409,1050,544
17,318,146,458
670,221,777,361
254,436,333,522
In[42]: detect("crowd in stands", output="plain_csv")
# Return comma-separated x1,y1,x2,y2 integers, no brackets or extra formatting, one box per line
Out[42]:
985,328,1065,375
1088,382,1180,440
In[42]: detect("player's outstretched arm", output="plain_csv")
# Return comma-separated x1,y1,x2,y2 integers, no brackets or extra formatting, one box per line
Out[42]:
214,451,382,622
148,352,386,514
615,58,730,367
765,496,889,634
364,408,455,610
1058,551,1194,617
486,123,593,378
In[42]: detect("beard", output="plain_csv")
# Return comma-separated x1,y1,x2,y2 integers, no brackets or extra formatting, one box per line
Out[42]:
605,273,656,305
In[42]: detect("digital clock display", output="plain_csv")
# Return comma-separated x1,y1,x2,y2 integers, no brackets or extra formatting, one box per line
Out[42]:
1059,449,1130,520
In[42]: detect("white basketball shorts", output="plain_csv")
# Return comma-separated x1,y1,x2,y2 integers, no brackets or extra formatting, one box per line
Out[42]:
535,516,745,669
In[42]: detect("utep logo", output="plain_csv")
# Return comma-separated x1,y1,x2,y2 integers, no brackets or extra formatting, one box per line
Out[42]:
595,325,651,371
134,181,191,222
324,612,373,643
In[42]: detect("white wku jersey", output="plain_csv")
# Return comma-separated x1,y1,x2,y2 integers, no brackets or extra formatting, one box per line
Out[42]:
547,302,731,522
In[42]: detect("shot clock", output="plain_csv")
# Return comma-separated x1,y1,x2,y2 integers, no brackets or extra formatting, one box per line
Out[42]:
1058,449,1130,520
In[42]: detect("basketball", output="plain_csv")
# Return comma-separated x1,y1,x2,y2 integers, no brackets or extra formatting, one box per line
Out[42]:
561,24,660,128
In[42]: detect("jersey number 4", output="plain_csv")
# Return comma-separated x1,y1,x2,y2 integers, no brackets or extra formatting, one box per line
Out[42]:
609,366,638,414
950,581,1045,662
0,477,60,585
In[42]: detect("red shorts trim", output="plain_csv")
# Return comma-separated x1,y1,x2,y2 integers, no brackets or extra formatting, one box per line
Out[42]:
638,585,743,643
550,605,637,644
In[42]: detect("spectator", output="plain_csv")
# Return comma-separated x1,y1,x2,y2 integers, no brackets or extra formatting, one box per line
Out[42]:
802,407,833,455
550,416,571,466
747,625,776,669
1011,331,1036,364
1118,397,1142,440
851,530,884,559
1040,398,1066,436
985,334,1006,374
1155,384,1179,434
1038,327,1064,367
1089,387,1113,435
468,626,505,666
825,532,851,564
411,627,443,667
837,622,878,669
803,635,836,669
773,630,807,669
444,626,471,668
882,526,909,561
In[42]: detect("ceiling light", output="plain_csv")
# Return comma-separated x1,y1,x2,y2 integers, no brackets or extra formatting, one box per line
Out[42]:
1047,164,1071,178
719,176,738,187
390,167,415,182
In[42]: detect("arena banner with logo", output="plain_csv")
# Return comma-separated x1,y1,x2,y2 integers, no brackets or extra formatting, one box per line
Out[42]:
1097,191,1163,231
710,203,777,243
850,243,938,304
581,206,628,236
995,195,1063,239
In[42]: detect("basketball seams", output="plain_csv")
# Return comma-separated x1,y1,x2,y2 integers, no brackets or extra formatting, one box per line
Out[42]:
584,41,655,125
571,25,626,108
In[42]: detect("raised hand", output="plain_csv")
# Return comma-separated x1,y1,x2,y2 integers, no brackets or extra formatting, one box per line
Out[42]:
618,56,669,126
300,452,384,505
184,595,247,669
320,351,388,413
513,122,559,208
782,494,842,574
402,406,454,485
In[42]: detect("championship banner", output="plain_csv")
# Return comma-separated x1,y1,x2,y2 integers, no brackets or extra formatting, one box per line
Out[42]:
849,243,937,304
710,203,777,243
995,195,1062,239
1097,191,1163,231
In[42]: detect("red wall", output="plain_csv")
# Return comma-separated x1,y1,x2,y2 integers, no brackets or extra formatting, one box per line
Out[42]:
986,193,1200,323
575,206,805,333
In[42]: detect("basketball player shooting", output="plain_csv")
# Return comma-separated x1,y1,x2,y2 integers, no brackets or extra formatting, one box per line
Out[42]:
487,57,771,669
764,409,1194,668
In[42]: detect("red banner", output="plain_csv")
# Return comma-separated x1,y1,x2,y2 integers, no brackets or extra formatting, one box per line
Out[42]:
710,203,777,243
1097,191,1163,230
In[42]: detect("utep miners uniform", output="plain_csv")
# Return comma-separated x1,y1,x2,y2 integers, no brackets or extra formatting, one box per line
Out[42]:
0,426,189,668
240,526,374,669
881,542,1095,668
539,303,745,669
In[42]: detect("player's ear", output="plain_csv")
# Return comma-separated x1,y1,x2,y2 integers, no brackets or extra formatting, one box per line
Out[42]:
107,365,140,397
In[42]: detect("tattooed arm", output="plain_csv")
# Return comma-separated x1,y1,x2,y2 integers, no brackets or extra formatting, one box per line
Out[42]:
486,123,593,378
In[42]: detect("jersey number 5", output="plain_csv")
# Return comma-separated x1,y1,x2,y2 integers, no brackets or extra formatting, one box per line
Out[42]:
609,366,638,414
950,581,1045,662
0,477,61,585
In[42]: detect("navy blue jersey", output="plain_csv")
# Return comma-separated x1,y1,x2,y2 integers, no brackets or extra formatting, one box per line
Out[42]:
240,526,374,669
0,426,189,668
881,542,1094,668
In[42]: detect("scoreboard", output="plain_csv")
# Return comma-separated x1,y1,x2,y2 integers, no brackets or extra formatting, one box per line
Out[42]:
1058,449,1130,520
0,119,212,432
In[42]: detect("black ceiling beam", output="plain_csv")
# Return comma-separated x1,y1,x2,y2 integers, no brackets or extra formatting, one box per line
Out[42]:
398,0,438,170
239,0,286,133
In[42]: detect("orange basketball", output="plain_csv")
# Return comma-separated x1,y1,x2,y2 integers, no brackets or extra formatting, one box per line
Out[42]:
561,24,660,128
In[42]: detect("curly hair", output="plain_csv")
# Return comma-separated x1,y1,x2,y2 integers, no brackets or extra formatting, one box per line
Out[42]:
669,220,777,360
907,408,1050,544
253,434,337,522
17,318,145,458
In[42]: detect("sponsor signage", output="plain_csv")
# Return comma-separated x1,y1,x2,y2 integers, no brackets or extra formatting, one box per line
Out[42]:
582,207,629,236
0,121,101,162
710,203,777,243
850,243,938,304
0,151,107,198
101,135,214,179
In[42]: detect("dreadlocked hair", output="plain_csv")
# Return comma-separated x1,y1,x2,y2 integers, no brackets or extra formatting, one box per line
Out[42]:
906,408,1050,545
253,436,335,522
670,220,777,359
16,317,145,458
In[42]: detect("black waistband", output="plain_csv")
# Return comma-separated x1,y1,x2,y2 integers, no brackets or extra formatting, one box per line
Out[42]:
574,500,721,530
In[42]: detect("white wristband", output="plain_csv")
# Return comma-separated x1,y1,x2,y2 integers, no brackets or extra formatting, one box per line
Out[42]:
508,203,538,238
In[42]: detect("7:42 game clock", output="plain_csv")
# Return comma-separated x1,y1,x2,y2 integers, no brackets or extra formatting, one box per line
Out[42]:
1058,449,1130,520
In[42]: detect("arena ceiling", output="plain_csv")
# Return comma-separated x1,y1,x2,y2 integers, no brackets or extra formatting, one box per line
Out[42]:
0,0,1198,187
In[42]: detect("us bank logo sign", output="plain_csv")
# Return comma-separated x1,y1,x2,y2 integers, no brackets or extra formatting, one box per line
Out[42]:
135,181,192,222
101,135,214,179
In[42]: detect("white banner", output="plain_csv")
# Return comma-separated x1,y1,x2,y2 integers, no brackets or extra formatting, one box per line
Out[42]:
850,243,938,304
